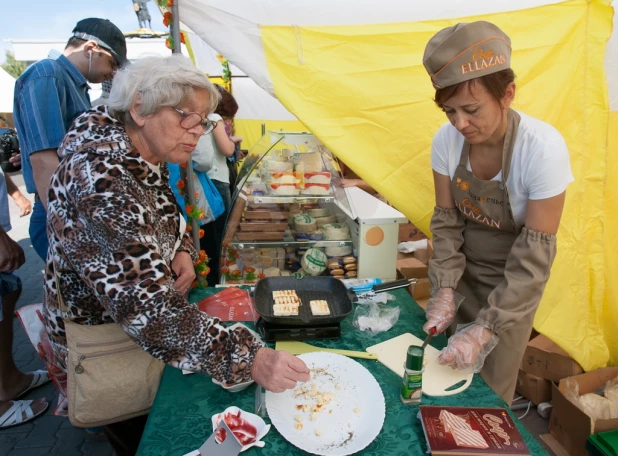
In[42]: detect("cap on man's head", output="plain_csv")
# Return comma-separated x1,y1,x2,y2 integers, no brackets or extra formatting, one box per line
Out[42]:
423,21,511,89
72,18,127,66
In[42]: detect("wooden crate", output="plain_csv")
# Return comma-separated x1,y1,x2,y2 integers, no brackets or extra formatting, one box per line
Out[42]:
223,197,247,244
239,222,289,232
236,231,286,241
243,211,289,220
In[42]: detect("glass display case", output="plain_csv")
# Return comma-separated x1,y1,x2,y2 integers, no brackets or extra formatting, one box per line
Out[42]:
220,131,406,285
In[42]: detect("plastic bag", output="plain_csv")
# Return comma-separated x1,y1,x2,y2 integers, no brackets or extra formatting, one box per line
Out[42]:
398,239,428,254
352,302,400,336
565,377,618,420
355,292,396,305
604,375,618,408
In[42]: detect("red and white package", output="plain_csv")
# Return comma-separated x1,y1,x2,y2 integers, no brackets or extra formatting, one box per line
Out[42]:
197,288,257,322
451,428,490,449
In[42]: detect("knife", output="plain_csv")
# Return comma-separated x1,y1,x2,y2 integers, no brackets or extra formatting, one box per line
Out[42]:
421,327,437,350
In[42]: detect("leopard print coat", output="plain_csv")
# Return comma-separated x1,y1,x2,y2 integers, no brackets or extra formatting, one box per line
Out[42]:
44,106,260,391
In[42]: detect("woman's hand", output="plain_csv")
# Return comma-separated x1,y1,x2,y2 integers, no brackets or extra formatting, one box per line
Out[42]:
171,251,196,294
250,347,311,392
423,287,459,334
437,323,498,373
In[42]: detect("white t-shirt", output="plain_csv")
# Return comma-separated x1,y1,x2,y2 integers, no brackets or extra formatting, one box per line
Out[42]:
431,111,574,226
202,113,230,184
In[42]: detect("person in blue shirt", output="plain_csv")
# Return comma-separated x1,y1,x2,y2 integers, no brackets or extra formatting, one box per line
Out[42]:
13,18,127,260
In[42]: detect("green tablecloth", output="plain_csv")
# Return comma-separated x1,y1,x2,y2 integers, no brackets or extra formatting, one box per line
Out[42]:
137,288,547,456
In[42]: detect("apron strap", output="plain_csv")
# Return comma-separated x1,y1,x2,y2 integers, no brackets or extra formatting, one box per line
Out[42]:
501,109,521,185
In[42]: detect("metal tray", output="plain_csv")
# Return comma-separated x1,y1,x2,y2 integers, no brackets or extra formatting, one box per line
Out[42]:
254,276,353,326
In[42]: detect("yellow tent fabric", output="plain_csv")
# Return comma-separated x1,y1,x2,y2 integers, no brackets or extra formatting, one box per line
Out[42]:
604,111,618,367
260,0,615,370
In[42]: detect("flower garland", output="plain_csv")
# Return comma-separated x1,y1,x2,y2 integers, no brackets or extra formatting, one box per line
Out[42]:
158,0,186,50
178,166,210,289
158,1,210,288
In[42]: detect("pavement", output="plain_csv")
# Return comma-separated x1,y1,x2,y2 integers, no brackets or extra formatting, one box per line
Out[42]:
0,170,555,456
0,171,114,456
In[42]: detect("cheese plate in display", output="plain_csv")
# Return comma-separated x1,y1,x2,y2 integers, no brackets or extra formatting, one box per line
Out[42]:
366,332,473,396
265,352,385,456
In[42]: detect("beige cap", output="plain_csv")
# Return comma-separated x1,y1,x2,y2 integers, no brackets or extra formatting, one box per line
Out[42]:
423,21,511,89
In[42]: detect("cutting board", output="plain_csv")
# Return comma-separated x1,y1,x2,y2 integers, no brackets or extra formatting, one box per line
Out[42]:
366,333,473,396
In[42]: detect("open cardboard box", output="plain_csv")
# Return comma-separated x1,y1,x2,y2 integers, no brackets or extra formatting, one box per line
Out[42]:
549,367,618,456
522,335,583,382
397,257,431,301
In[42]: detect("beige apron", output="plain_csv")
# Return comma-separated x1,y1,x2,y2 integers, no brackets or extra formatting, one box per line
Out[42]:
448,110,534,404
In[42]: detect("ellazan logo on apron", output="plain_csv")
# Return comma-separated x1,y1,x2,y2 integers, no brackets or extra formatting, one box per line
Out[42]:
455,179,502,229
461,49,507,75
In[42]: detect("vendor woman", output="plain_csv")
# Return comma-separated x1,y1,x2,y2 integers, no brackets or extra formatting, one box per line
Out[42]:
421,21,574,403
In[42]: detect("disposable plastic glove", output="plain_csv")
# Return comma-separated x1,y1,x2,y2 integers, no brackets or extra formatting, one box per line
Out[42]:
423,287,461,334
438,323,499,373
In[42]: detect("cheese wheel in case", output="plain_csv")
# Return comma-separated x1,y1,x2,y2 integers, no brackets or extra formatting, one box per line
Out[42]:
308,208,330,218
294,214,317,233
301,248,328,276
325,245,353,257
316,215,337,228
321,223,351,241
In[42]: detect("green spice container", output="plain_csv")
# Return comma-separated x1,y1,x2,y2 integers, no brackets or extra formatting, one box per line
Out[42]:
400,345,424,405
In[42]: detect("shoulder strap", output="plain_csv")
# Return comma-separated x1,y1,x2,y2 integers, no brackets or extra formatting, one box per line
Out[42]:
52,260,69,314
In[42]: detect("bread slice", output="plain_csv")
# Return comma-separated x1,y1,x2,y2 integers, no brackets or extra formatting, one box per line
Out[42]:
309,300,330,316
273,303,300,316
273,290,297,298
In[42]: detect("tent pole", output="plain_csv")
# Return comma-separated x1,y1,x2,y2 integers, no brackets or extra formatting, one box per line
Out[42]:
171,3,182,54
172,2,201,254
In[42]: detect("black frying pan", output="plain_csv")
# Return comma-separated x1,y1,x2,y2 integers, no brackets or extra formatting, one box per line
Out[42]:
254,276,353,326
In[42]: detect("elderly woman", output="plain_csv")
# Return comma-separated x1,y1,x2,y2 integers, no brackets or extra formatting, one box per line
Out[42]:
43,55,309,454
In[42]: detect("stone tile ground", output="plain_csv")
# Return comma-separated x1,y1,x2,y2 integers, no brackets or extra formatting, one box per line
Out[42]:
0,172,113,455
0,171,553,456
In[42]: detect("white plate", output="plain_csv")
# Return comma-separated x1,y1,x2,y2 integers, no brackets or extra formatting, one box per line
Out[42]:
265,352,385,456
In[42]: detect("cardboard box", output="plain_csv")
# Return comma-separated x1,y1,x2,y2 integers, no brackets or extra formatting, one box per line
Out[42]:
397,258,431,300
515,369,552,405
413,239,434,264
549,367,618,456
398,222,427,243
522,335,584,382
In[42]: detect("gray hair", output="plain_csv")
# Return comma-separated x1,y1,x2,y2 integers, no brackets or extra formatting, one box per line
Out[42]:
107,54,220,125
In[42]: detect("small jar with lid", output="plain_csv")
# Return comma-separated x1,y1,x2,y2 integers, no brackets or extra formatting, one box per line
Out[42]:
400,345,424,405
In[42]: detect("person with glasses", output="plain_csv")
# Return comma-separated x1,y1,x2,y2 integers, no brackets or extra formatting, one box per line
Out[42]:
189,85,241,285
42,55,310,454
13,18,127,262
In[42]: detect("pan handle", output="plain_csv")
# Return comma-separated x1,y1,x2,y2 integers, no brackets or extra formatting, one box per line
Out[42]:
372,278,417,293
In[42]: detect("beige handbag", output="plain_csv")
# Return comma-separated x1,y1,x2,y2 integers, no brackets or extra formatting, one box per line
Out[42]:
55,265,165,428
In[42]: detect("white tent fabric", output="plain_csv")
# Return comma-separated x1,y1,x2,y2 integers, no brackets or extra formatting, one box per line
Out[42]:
0,68,16,113
179,0,568,97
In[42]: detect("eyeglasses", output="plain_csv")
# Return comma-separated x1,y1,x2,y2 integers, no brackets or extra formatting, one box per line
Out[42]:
174,108,216,135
